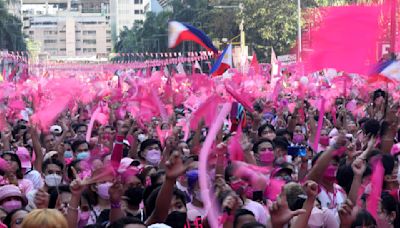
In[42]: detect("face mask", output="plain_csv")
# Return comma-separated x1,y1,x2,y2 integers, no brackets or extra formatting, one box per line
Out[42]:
145,176,151,187
329,136,337,147
259,149,274,163
182,148,190,156
323,164,337,182
64,150,73,158
231,180,247,194
79,211,90,221
165,211,188,228
2,200,22,213
125,187,144,206
145,149,161,166
77,151,90,160
102,133,112,141
97,182,112,200
293,133,305,144
319,136,330,146
244,185,253,199
45,174,62,187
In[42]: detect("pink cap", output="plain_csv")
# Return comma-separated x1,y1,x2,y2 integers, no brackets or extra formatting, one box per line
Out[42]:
15,147,31,169
0,185,27,206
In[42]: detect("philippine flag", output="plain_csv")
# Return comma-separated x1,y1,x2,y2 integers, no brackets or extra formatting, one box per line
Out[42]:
210,44,232,77
369,58,400,83
168,21,218,53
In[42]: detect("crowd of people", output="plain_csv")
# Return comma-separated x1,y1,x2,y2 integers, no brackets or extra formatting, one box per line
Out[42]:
0,76,398,228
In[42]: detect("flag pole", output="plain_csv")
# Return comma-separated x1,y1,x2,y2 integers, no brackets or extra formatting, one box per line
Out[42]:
297,0,302,61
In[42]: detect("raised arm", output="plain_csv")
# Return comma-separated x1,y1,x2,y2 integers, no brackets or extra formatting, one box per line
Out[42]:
307,134,347,183
30,125,44,172
348,158,366,204
146,151,190,225
291,181,319,228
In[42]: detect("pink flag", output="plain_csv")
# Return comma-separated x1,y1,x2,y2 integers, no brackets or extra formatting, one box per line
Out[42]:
367,160,384,219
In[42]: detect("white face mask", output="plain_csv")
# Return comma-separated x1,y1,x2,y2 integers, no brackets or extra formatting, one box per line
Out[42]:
45,174,62,187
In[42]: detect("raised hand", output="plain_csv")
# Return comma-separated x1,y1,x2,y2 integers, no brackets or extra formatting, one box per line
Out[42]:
269,189,306,228
70,167,86,196
109,180,124,203
303,180,319,200
34,188,50,209
165,151,190,180
351,158,366,177
339,199,357,228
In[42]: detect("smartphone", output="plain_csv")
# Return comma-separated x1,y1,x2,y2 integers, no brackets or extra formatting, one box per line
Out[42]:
288,146,307,157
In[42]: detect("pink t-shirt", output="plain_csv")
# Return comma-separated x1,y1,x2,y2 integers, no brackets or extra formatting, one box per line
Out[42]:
18,179,34,194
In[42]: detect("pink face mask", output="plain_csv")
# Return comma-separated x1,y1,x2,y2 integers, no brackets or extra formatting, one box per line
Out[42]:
293,133,305,144
259,150,275,164
230,180,246,193
319,136,330,146
323,164,337,182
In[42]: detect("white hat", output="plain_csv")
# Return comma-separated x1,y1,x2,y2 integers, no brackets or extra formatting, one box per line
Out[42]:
148,224,172,228
50,125,62,134
43,151,58,161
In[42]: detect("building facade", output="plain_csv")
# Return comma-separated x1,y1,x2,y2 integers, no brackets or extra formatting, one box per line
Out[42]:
22,0,112,61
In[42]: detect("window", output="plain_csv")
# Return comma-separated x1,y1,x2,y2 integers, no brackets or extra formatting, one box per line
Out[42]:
83,39,96,44
29,31,34,35
106,30,111,34
134,10,140,14
60,48,66,51
59,30,66,33
44,31,58,35
83,30,96,35
59,39,66,42
44,39,57,44
107,48,111,52
83,48,96,53
106,39,111,43
76,48,81,51
134,0,143,4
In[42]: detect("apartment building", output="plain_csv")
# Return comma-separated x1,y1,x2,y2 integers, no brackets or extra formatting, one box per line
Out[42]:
22,0,112,61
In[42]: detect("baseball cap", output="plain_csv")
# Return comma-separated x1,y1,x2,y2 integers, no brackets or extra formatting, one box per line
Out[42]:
0,185,27,206
15,147,31,169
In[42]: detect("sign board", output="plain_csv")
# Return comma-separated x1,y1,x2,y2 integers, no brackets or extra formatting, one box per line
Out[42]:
277,54,297,65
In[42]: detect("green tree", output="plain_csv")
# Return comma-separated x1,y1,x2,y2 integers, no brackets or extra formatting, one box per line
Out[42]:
0,0,26,51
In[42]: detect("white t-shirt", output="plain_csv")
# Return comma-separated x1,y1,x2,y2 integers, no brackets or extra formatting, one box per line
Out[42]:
186,203,207,222
243,199,268,225
317,184,346,217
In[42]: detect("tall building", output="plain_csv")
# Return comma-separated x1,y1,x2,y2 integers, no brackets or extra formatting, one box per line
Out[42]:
156,0,169,8
22,0,112,61
144,0,162,13
5,0,22,19
110,0,143,44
